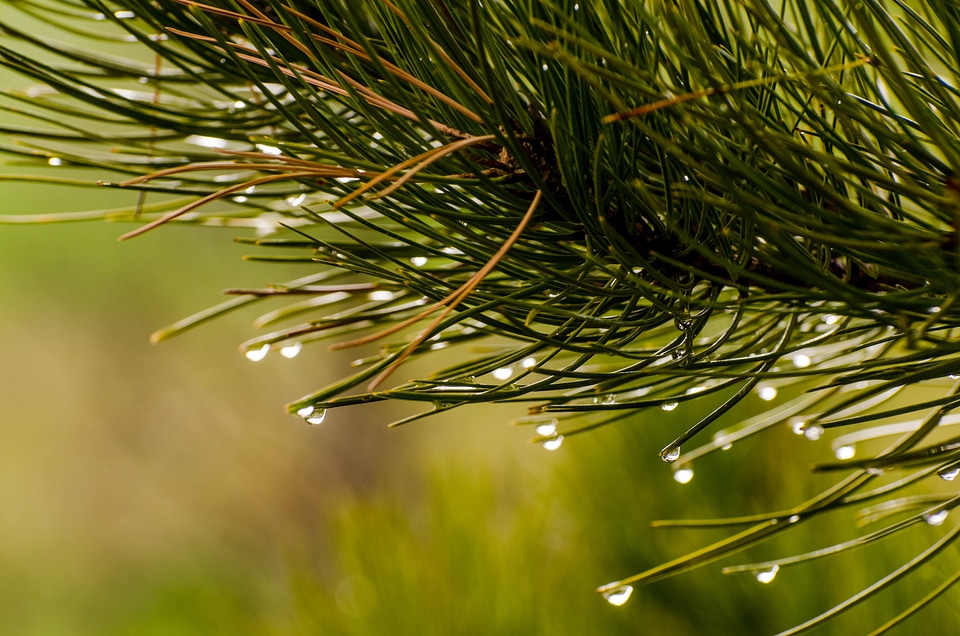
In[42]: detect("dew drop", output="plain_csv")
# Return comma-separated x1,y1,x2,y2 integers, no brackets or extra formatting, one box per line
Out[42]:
410,256,428,267
114,9,135,19
721,443,733,451
673,467,694,484
541,435,564,451
280,342,302,359
244,344,270,362
802,424,824,441
755,565,779,584
521,357,537,369
305,408,327,426
48,157,62,166
788,515,801,524
541,64,549,71
924,510,949,526
535,420,558,437
834,445,855,460
757,385,778,401
661,402,679,412
938,467,960,481
792,353,811,368
492,367,514,381
661,445,681,463
296,405,315,418
286,193,307,207
601,585,633,606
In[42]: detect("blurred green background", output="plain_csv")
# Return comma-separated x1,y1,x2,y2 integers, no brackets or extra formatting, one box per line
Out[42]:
2,13,960,636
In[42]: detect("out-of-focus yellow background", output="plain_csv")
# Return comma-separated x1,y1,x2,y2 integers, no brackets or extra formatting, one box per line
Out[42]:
3,10,960,634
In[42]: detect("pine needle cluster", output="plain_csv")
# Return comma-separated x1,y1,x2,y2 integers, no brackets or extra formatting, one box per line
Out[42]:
4,0,960,631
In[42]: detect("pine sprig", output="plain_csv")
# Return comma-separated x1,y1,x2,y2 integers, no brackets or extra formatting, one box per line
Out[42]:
5,0,960,630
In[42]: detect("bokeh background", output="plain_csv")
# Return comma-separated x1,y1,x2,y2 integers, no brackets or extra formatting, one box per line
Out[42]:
3,7,960,635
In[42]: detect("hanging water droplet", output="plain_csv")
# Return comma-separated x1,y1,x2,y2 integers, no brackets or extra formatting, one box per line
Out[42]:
661,402,679,412
788,515,801,524
305,409,327,426
521,357,537,369
286,193,307,207
296,405,315,419
721,442,733,451
601,585,633,606
492,367,514,381
755,565,780,584
792,353,811,368
368,290,397,301
802,424,824,441
834,445,855,460
280,342,303,359
757,385,778,401
48,157,62,166
114,9,135,18
661,445,681,463
541,435,564,451
244,344,270,362
673,467,694,484
535,419,558,437
923,510,949,526
410,256,428,267
938,467,960,481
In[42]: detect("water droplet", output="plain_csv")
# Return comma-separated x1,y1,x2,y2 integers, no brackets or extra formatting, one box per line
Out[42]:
521,357,537,369
757,385,778,401
286,193,307,207
792,354,811,368
924,510,949,526
673,467,694,484
368,290,397,301
48,157,62,166
492,367,513,381
232,195,248,203
280,342,302,359
541,435,564,451
865,467,885,476
114,9,135,19
535,420,558,437
661,445,681,463
244,344,270,362
835,445,855,460
296,405,315,418
541,64,549,71
823,314,842,325
721,442,733,451
661,402,679,412
788,515,801,524
601,585,633,606
938,467,960,481
410,256,428,267
803,424,824,441
305,408,327,426
755,565,780,584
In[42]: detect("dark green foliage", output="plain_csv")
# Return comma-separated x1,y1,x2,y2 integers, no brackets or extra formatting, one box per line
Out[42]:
4,0,960,631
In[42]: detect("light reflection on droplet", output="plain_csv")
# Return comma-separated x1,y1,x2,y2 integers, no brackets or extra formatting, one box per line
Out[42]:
305,409,327,426
661,446,681,463
924,510,949,526
803,424,824,441
492,367,513,381
48,157,62,166
660,402,679,412
114,9,135,18
834,445,855,460
410,256,428,267
938,467,960,481
521,357,537,369
792,354,811,368
296,405,315,418
286,193,307,207
755,565,780,584
535,420,558,437
601,585,633,606
280,342,302,359
541,435,564,451
244,344,269,362
757,385,778,401
368,290,397,301
673,467,694,484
